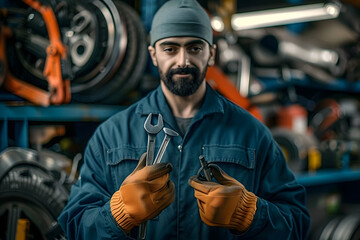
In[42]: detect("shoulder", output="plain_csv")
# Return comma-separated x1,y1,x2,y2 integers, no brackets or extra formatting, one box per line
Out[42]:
218,91,266,127
214,91,274,143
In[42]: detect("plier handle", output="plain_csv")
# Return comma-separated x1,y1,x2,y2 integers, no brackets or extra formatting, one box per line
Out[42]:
196,155,221,181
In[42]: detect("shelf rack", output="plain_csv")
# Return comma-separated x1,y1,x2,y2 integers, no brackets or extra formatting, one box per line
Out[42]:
0,103,125,151
256,76,360,94
297,168,360,187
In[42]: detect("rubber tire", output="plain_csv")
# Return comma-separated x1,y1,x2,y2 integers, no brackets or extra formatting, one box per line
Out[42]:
0,165,69,240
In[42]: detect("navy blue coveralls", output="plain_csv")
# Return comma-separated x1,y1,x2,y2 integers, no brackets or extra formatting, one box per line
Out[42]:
58,84,310,239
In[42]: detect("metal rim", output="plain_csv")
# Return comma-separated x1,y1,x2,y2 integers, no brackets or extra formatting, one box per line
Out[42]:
70,0,128,92
71,0,148,104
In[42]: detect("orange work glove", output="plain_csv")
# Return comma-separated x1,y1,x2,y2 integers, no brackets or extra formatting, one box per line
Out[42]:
188,164,257,233
110,153,175,233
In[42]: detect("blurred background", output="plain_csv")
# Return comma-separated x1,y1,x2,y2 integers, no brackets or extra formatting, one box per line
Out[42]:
1,0,360,239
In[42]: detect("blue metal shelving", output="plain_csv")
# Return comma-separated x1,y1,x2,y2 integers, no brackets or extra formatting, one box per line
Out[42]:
0,103,125,151
257,76,360,94
297,168,360,187
0,104,126,121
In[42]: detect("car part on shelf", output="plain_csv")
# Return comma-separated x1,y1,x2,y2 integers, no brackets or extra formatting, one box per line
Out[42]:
343,41,360,82
0,147,72,176
0,147,72,240
2,0,147,105
309,98,344,140
277,104,308,135
251,33,348,79
1,0,71,106
312,214,360,240
216,35,251,97
318,140,344,169
62,0,147,104
271,127,320,173
339,0,360,35
319,139,360,169
205,65,263,122
29,125,66,147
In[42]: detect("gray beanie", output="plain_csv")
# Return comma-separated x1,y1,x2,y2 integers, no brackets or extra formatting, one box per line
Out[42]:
150,0,213,46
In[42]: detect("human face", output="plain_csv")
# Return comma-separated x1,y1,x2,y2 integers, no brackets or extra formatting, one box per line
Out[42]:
148,37,216,96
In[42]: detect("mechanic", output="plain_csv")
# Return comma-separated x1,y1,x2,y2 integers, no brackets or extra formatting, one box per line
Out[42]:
58,0,311,239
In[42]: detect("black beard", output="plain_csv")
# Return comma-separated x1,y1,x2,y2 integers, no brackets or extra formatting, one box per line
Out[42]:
160,66,207,96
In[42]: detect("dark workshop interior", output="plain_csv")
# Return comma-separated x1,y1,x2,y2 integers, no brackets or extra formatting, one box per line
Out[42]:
1,0,360,239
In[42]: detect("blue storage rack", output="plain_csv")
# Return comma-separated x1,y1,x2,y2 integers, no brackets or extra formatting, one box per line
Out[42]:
0,103,125,151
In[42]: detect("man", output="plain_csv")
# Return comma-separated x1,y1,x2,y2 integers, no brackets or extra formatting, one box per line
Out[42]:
58,0,311,239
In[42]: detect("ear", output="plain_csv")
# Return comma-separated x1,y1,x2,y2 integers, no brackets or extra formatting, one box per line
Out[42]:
208,44,216,66
148,45,158,67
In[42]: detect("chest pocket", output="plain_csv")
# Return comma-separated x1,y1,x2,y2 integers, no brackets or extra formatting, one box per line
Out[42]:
106,146,146,190
202,144,255,191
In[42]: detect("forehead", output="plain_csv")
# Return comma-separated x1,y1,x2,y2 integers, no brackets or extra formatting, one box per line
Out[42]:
156,37,207,47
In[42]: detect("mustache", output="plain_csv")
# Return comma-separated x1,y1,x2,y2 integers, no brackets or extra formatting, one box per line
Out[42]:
168,67,198,75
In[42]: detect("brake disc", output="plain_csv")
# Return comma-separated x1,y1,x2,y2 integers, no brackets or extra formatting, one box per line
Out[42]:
70,0,148,104
69,0,127,92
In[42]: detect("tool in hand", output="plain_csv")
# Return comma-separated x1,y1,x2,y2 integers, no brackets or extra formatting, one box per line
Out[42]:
197,155,222,182
153,127,179,164
144,113,164,166
140,113,164,239
197,155,213,181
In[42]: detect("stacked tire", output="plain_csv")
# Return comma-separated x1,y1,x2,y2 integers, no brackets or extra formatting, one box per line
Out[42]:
0,148,70,240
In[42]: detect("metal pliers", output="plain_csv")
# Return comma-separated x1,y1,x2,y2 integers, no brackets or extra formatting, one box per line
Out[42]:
196,155,221,182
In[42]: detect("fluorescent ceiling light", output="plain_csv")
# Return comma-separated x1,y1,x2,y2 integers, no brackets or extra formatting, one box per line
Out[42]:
231,2,340,31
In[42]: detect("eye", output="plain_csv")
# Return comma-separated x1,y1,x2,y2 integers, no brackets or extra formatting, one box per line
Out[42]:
189,46,203,54
163,46,177,54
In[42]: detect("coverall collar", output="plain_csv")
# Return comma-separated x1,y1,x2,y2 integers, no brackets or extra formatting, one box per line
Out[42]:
135,83,224,127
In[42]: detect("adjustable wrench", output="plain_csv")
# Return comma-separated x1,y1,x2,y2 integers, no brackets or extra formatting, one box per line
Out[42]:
140,113,163,240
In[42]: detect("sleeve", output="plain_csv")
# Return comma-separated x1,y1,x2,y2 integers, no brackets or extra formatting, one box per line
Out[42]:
57,133,136,240
239,140,311,240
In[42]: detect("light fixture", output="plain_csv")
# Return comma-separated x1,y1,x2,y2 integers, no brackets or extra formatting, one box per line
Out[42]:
231,2,341,31
211,16,225,32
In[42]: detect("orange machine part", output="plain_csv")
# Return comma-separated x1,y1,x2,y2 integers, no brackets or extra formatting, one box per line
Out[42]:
312,99,341,140
0,25,52,105
206,65,263,122
278,104,308,134
2,0,70,106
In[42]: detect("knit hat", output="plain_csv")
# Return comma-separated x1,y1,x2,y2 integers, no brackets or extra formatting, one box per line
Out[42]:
150,0,213,46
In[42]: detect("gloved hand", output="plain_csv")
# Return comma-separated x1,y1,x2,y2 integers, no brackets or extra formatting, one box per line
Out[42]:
110,153,175,233
188,164,257,233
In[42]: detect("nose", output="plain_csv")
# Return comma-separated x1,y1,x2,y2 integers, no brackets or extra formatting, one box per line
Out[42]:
177,49,189,68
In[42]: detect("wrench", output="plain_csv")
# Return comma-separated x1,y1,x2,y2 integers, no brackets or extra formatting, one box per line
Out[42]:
140,113,163,240
143,113,163,166
153,127,179,164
